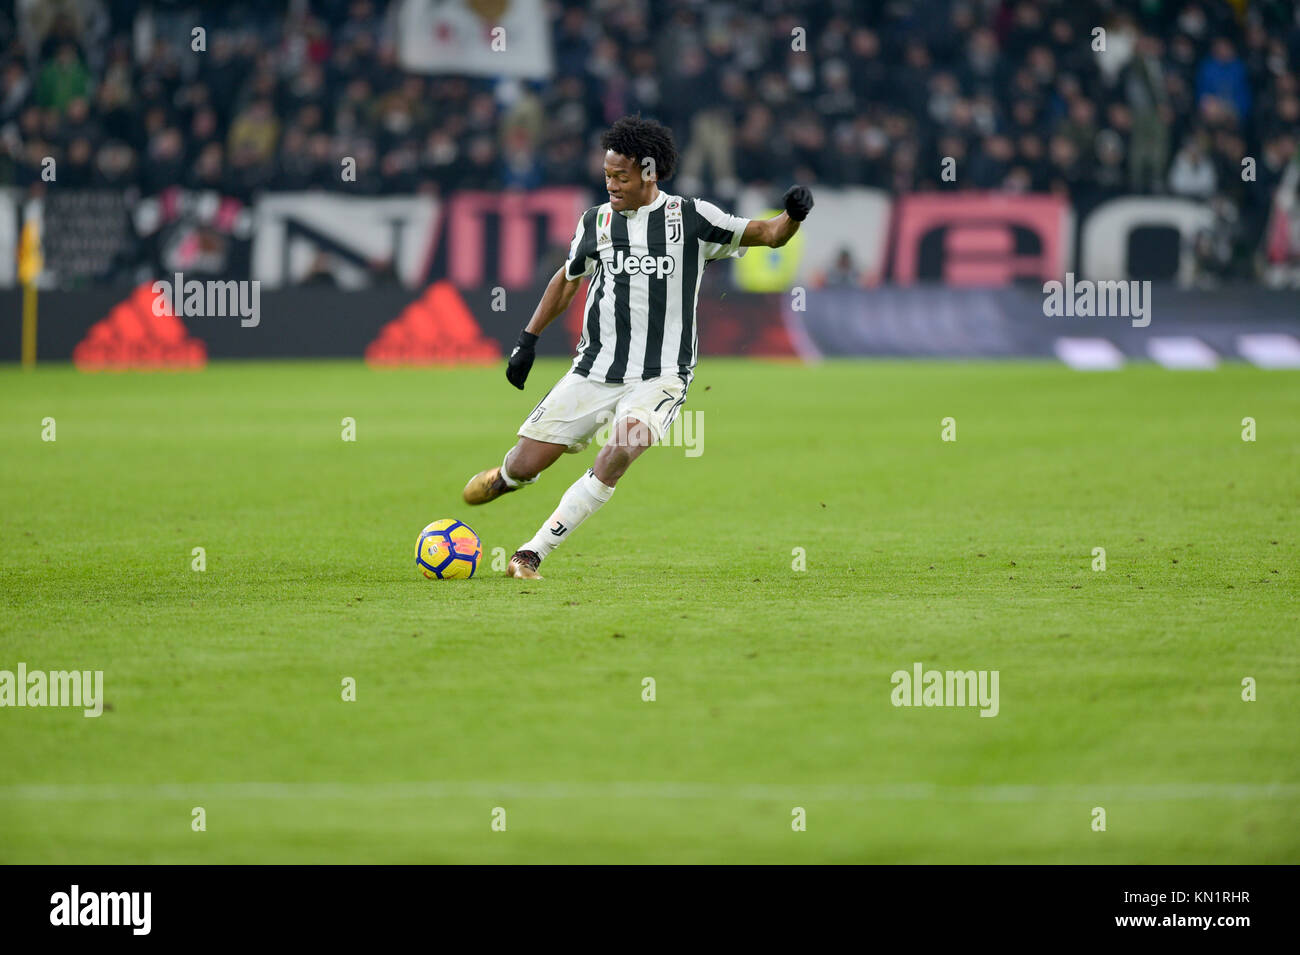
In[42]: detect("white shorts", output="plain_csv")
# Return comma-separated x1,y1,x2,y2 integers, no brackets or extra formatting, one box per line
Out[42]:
517,370,689,454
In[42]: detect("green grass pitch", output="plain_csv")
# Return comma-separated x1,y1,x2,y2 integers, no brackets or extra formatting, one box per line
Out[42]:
1,357,1296,863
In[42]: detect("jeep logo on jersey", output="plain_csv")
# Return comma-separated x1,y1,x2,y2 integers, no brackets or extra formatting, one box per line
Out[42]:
606,249,676,277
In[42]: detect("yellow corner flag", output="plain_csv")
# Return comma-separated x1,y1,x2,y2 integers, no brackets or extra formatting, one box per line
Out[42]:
18,218,43,368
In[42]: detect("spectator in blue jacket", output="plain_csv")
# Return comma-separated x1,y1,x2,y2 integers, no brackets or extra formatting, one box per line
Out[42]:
1197,38,1252,121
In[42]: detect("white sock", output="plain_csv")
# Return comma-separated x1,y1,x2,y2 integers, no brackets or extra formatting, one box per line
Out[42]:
521,468,615,559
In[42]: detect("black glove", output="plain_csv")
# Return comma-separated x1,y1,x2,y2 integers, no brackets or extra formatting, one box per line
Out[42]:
783,185,814,222
505,329,538,390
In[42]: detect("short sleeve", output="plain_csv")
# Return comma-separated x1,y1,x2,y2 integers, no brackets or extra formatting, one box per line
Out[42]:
695,199,750,261
564,208,598,279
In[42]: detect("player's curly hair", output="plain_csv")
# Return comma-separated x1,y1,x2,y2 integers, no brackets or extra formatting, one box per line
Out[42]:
600,115,678,182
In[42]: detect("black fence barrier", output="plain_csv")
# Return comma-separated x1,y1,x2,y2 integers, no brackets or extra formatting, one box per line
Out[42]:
3,282,1297,366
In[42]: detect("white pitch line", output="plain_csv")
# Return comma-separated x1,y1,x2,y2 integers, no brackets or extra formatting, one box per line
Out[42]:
0,781,1297,803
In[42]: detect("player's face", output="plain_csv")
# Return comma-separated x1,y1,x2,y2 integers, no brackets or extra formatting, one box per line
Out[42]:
603,150,655,212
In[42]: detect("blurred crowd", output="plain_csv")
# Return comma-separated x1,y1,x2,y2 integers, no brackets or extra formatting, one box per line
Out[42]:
3,0,1299,268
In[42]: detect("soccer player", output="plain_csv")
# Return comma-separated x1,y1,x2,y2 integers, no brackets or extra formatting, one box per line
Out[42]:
461,115,813,579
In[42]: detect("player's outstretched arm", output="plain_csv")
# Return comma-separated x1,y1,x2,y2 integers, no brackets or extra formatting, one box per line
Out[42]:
740,185,814,249
506,266,583,390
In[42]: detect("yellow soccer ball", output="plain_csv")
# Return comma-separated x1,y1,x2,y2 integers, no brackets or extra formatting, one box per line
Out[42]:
415,519,482,579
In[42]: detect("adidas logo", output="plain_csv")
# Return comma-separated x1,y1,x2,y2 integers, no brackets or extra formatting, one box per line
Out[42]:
366,281,501,366
73,283,207,371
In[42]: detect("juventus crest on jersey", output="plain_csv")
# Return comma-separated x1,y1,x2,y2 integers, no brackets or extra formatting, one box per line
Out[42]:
563,191,750,384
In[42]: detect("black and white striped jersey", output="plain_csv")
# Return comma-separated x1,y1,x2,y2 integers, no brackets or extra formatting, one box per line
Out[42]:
562,191,750,384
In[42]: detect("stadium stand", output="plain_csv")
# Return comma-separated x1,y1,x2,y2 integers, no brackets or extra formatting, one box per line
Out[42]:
2,0,1299,284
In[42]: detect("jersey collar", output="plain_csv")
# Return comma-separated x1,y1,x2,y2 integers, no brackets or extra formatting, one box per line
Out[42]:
618,191,669,219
